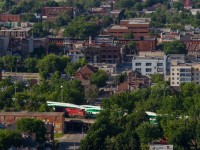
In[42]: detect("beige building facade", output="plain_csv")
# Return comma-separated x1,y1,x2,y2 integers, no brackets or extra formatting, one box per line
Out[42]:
0,27,30,38
170,61,200,86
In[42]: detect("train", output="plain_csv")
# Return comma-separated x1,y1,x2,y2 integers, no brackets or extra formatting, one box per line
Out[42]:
47,101,102,118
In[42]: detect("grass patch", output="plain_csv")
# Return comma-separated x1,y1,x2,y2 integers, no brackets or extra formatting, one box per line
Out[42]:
54,133,64,138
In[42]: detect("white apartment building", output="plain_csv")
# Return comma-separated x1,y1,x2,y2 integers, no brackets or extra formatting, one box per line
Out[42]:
67,50,84,63
132,56,166,76
170,62,200,86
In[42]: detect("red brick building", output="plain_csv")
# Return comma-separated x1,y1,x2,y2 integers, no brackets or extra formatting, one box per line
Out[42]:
102,18,151,38
116,71,151,93
184,0,193,9
42,7,73,22
0,14,21,22
181,35,200,55
0,112,65,133
99,44,121,63
48,37,95,47
83,44,121,63
114,37,157,52
75,65,98,81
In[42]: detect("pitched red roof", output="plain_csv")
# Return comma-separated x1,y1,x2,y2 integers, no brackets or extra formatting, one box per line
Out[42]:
76,65,98,81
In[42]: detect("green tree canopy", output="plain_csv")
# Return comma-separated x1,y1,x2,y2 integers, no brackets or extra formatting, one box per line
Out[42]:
90,70,109,87
63,15,101,38
0,129,22,149
16,118,46,143
163,40,187,55
37,54,70,79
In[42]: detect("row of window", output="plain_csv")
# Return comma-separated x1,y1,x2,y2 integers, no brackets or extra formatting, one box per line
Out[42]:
171,82,180,85
172,68,192,72
135,68,151,72
135,63,163,66
172,77,192,81
102,55,117,58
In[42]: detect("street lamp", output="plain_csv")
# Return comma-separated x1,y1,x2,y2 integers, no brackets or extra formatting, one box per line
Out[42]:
61,85,63,102
26,83,29,92
14,81,16,94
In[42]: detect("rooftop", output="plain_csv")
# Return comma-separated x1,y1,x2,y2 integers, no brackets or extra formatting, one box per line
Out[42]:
133,56,164,60
0,27,31,31
110,25,128,30
110,9,123,14
0,112,65,116
122,18,151,24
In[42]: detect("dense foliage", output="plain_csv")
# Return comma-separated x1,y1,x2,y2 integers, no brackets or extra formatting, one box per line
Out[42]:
80,82,200,150
163,40,187,55
0,129,22,149
90,70,109,87
16,118,46,143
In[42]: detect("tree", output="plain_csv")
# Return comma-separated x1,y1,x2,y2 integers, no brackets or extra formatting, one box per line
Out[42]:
85,84,99,103
24,57,38,73
151,74,163,83
123,33,134,39
16,118,46,143
127,41,138,54
136,122,163,147
90,70,109,87
56,10,73,27
37,54,70,79
114,73,127,84
65,58,87,76
13,92,47,111
161,119,200,149
163,40,187,55
63,16,101,38
173,1,184,10
62,80,85,104
2,55,16,72
0,130,22,149
101,16,113,28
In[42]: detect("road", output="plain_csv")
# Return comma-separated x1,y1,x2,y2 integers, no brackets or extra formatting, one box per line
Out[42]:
57,133,86,150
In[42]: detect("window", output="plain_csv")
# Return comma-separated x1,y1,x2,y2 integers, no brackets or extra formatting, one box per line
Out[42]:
177,82,179,84
172,77,174,80
146,63,151,66
157,63,163,66
136,63,141,66
172,73,174,75
172,82,174,84
177,77,179,80
177,73,179,75
135,68,141,72
146,68,152,72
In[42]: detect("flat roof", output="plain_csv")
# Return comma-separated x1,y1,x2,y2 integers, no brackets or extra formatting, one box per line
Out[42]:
110,9,122,14
0,112,65,116
0,28,31,31
110,25,128,30
133,56,164,60
122,18,151,24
